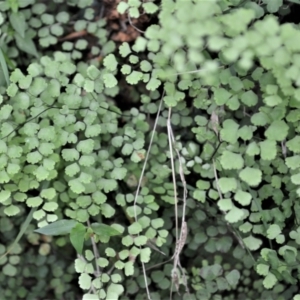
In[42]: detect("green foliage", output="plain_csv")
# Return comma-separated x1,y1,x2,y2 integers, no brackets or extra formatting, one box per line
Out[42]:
34,219,77,236
1,0,300,299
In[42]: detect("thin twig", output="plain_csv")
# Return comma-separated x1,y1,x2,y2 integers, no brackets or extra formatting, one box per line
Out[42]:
133,92,165,300
167,107,190,298
128,14,145,34
281,140,287,158
167,108,179,242
87,220,101,277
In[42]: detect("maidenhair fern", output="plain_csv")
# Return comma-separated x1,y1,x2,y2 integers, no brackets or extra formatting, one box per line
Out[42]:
1,0,300,299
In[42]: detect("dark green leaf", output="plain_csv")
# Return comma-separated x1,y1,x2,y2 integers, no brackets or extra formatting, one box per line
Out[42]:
0,48,9,86
1,207,36,259
267,251,279,269
34,219,77,236
14,32,39,58
70,223,86,254
226,269,240,287
8,0,19,12
9,12,26,38
91,223,122,238
200,264,223,280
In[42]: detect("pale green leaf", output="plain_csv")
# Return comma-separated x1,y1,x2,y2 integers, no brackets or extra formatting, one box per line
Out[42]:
246,142,260,156
225,206,244,223
62,149,80,162
42,202,58,212
104,54,118,71
243,235,262,250
69,179,85,194
27,151,43,164
214,88,231,105
83,79,94,93
3,264,17,276
126,71,143,84
129,7,140,18
143,2,158,13
134,235,147,246
87,65,101,80
263,272,277,289
103,73,118,88
217,198,233,211
265,95,282,107
0,190,11,203
128,222,142,235
122,235,134,246
101,203,115,218
240,90,258,106
26,196,43,207
226,95,240,110
117,2,129,14
121,64,131,75
265,120,289,141
4,205,20,216
286,136,300,153
97,257,109,268
239,167,262,186
65,162,81,177
267,224,281,239
7,83,18,97
107,283,124,298
124,261,134,276
220,119,239,144
256,263,269,276
238,125,253,141
291,173,300,185
85,124,101,138
146,77,161,91
266,0,282,13
151,218,164,229
111,274,122,283
83,294,99,300
33,209,46,220
0,105,13,120
259,140,277,160
111,167,127,180
105,247,116,257
234,190,252,206
79,155,95,167
79,273,92,290
119,42,131,57
220,151,244,170
218,177,237,193
77,139,94,154
140,60,152,72
276,234,285,244
140,247,151,263
122,143,134,155
239,221,252,233
229,77,243,91
285,155,300,170
251,112,270,126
